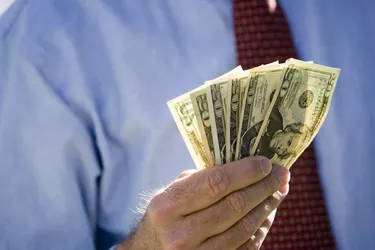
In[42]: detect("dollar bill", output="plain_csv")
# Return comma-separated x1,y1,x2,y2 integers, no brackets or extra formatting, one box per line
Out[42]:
238,70,251,117
251,58,340,168
205,66,243,118
167,88,209,169
206,80,227,165
235,64,284,160
167,66,242,169
265,61,280,66
205,66,243,85
226,70,250,162
238,62,278,118
205,65,243,114
190,88,215,167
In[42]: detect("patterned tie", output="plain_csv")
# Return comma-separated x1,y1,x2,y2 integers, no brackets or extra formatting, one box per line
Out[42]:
233,1,336,249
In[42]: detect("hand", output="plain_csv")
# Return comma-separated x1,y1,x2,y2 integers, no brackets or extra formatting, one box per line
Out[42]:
119,156,290,250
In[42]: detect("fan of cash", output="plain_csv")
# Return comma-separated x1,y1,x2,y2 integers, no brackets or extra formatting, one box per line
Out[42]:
168,58,340,170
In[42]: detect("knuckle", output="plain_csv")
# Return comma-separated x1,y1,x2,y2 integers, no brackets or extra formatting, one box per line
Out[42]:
179,218,195,239
225,191,247,214
148,193,172,226
241,214,257,234
164,228,189,250
147,197,164,224
207,167,229,197
164,240,186,250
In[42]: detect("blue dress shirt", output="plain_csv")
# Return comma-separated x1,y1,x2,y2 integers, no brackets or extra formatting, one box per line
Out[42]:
281,1,375,249
0,0,236,249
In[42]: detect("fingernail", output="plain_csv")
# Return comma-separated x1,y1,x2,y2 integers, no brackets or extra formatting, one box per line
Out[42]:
261,158,271,175
277,184,289,196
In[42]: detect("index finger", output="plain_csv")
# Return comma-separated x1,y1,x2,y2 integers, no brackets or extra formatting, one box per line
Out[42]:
164,156,272,216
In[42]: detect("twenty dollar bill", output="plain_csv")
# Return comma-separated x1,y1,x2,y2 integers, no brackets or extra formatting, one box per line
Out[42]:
236,64,284,160
251,59,340,168
168,89,209,169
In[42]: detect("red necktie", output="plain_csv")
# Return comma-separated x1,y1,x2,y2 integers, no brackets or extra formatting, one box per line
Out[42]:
233,1,336,249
